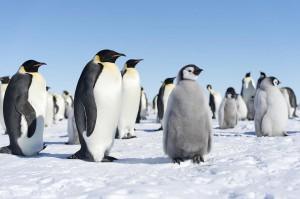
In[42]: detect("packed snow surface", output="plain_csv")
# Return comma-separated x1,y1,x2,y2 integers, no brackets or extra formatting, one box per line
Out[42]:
1,114,300,199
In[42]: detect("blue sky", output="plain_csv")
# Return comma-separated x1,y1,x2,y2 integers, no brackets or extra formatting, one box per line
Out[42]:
1,0,300,101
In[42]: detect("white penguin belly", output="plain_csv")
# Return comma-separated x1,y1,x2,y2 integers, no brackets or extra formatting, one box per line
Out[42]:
45,93,54,127
83,66,122,161
18,74,47,156
0,84,7,130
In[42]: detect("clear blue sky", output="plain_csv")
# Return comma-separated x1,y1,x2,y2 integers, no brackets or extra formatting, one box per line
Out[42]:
1,0,300,101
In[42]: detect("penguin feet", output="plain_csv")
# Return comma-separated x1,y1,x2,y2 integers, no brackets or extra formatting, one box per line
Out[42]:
67,151,87,160
193,155,204,164
173,158,184,165
156,126,163,131
122,134,137,139
101,156,118,162
0,146,12,154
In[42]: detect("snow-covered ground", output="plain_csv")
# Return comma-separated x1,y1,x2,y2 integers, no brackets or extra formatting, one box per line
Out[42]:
1,114,300,199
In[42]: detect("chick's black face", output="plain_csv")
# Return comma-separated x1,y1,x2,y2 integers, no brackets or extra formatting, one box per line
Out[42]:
96,49,125,63
22,60,46,72
225,87,237,99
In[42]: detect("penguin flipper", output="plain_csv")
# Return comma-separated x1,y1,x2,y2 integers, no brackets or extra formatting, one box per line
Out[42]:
121,69,127,77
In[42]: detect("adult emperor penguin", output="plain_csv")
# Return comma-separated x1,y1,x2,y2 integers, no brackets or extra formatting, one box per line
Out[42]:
0,76,10,133
116,59,143,139
62,90,73,119
241,72,256,105
207,84,222,119
0,60,47,156
68,49,125,162
53,94,65,122
67,108,79,145
255,77,288,137
247,96,255,120
45,86,54,127
136,87,148,123
280,87,298,118
157,77,176,130
163,64,212,164
218,87,239,129
235,94,248,121
256,72,266,89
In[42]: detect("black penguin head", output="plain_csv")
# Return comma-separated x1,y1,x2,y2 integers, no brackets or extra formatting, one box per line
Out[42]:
245,72,251,77
0,76,10,84
63,90,70,95
270,76,280,86
164,77,176,85
207,84,212,90
260,71,266,78
125,59,143,68
178,64,203,82
46,86,51,91
21,60,46,73
95,49,125,63
225,87,237,99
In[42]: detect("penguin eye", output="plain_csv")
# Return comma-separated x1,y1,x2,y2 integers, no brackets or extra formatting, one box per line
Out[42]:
188,70,192,72
273,79,278,86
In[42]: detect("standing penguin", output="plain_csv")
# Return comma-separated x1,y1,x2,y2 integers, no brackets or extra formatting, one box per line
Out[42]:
53,94,65,122
235,94,248,121
116,59,143,139
241,72,256,105
163,65,212,164
68,49,125,162
152,94,158,115
280,87,298,118
218,87,239,129
140,87,148,120
247,96,255,120
0,60,47,156
0,76,10,133
67,108,79,145
256,72,266,89
45,86,54,127
207,84,222,119
157,77,176,129
62,90,74,119
255,77,288,137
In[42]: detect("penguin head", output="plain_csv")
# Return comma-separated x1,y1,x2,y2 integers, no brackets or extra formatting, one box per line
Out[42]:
164,77,176,85
46,86,51,91
0,76,10,84
260,71,266,78
20,60,46,73
245,72,251,77
63,90,70,95
207,84,212,90
177,64,203,82
270,76,280,86
225,87,237,99
125,59,143,68
94,49,125,63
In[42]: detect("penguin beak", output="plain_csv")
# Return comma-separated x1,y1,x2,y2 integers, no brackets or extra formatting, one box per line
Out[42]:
135,59,144,63
34,62,47,67
112,53,126,58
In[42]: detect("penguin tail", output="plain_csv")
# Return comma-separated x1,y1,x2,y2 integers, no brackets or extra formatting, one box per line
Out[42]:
0,146,12,154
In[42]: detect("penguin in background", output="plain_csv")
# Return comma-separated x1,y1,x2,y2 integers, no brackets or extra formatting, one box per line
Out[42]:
68,49,125,162
0,60,47,156
153,94,159,121
62,90,74,119
247,96,255,120
53,94,65,122
67,108,79,145
241,72,256,105
280,87,298,118
256,72,266,89
207,84,222,119
157,77,176,130
136,87,148,123
116,59,143,139
0,76,10,133
218,87,239,129
163,65,212,164
45,86,54,127
235,94,248,121
255,77,288,137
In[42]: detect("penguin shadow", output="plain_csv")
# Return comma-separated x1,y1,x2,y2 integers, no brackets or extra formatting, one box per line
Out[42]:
286,131,300,135
44,141,68,145
243,131,257,136
38,152,71,159
116,157,170,165
59,135,68,138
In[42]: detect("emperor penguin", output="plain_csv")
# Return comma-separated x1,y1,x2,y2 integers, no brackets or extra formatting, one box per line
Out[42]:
68,49,125,162
280,87,298,118
163,64,212,164
136,87,148,123
255,77,288,137
218,87,239,129
256,72,266,89
62,90,74,119
0,76,10,133
241,72,256,105
235,94,248,121
0,60,47,156
153,94,158,115
53,94,65,122
207,84,222,119
67,108,79,145
116,59,143,139
157,77,176,129
45,86,54,127
247,96,255,120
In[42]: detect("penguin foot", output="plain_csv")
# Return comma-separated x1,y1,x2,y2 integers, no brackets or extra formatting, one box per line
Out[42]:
193,155,204,164
156,126,163,131
101,156,118,162
122,135,137,139
67,151,87,160
0,146,12,154
173,158,184,165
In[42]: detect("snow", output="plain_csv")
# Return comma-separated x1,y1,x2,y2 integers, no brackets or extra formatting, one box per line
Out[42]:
1,114,300,199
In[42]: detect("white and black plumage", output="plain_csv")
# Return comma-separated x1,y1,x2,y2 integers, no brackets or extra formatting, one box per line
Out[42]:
241,72,256,105
0,76,10,133
163,65,212,164
45,86,54,127
255,77,288,137
62,90,74,119
280,87,298,118
256,72,266,89
207,85,222,119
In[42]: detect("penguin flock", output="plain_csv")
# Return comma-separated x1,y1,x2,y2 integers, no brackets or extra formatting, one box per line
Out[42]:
0,50,298,165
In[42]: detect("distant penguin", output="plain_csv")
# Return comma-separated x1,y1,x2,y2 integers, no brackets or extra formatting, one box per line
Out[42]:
207,84,222,119
241,72,256,105
0,60,47,156
255,77,288,137
163,65,212,164
218,87,239,129
247,96,255,120
67,108,79,145
45,86,54,127
256,72,266,89
68,49,125,162
116,59,143,139
280,87,298,118
0,76,10,133
152,94,158,115
140,87,148,120
62,90,73,119
157,77,176,129
235,94,248,121
53,94,65,122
